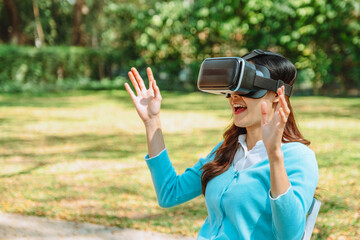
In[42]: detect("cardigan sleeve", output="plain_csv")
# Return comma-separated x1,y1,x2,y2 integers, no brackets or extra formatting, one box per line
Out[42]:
145,142,222,208
270,143,319,240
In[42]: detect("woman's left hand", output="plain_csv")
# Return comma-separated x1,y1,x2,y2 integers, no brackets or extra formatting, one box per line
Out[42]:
261,86,291,156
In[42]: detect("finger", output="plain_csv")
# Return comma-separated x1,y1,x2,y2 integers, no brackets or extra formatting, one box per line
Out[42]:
275,89,282,112
261,101,268,125
278,87,290,116
281,86,291,116
279,107,288,124
124,83,137,102
279,94,290,116
275,98,282,113
153,79,162,101
147,67,154,90
275,86,286,112
277,87,283,98
131,67,147,91
128,71,141,96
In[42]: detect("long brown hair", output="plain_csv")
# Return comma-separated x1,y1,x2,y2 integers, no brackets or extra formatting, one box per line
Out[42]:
201,52,310,195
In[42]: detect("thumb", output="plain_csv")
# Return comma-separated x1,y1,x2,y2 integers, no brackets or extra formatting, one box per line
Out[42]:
261,101,268,125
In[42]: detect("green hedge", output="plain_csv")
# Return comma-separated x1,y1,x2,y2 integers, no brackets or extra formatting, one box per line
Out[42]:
0,44,199,93
0,45,125,92
1,43,359,95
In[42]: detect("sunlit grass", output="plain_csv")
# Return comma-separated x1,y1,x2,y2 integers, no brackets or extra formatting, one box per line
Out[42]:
0,91,359,239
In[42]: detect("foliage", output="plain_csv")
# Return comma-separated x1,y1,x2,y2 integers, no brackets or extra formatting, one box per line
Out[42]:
0,91,359,238
0,0,359,94
0,44,125,92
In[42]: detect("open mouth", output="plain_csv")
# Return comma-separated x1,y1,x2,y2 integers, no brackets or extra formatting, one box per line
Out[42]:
233,104,247,114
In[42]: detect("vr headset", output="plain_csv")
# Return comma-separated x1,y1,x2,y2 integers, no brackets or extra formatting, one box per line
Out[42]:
197,49,293,98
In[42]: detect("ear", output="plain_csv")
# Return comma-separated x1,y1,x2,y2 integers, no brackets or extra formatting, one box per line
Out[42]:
271,91,280,104
273,95,280,103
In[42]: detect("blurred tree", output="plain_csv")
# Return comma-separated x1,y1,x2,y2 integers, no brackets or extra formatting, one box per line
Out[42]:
72,0,86,46
0,0,358,94
32,0,45,47
2,0,27,44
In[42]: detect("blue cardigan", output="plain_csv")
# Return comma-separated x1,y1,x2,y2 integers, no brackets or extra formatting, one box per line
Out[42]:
145,141,319,240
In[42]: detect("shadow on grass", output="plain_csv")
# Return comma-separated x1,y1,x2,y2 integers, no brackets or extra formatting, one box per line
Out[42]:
0,126,225,161
293,96,360,120
0,128,223,189
0,98,80,108
0,132,147,160
0,162,48,178
99,184,142,196
0,117,11,124
0,91,105,108
316,153,360,168
319,195,353,214
296,109,360,120
311,224,331,240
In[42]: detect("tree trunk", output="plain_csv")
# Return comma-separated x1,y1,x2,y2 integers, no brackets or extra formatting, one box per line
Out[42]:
32,0,45,47
90,1,104,48
90,2,101,48
72,0,85,46
3,0,26,44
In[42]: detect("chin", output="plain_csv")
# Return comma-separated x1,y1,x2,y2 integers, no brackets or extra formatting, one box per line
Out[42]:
233,118,260,129
233,121,246,128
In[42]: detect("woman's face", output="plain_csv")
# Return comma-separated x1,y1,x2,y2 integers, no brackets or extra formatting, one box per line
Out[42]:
228,91,278,129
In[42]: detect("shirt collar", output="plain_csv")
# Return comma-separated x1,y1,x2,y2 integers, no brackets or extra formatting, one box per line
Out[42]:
238,134,264,152
238,134,247,149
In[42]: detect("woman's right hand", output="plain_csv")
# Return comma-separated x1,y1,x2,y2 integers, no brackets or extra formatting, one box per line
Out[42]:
125,67,162,124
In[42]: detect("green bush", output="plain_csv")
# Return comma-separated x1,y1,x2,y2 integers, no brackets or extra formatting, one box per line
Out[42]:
0,45,126,93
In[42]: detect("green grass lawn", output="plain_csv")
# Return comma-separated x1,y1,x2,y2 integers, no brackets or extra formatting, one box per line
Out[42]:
0,90,359,239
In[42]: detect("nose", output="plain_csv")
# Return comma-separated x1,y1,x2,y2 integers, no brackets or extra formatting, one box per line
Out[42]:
230,93,241,100
228,94,242,105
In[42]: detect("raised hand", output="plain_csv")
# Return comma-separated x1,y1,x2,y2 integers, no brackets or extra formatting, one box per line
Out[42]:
261,86,291,155
125,67,162,124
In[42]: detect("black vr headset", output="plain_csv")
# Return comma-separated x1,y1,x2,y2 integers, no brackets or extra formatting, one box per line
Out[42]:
197,49,293,99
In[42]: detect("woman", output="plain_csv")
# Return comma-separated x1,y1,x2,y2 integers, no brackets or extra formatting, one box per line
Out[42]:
124,50,319,240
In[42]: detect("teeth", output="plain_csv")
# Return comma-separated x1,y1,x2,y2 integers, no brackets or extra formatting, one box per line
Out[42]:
233,104,246,108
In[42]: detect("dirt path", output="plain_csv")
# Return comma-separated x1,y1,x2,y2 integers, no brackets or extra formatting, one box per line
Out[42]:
0,212,196,240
